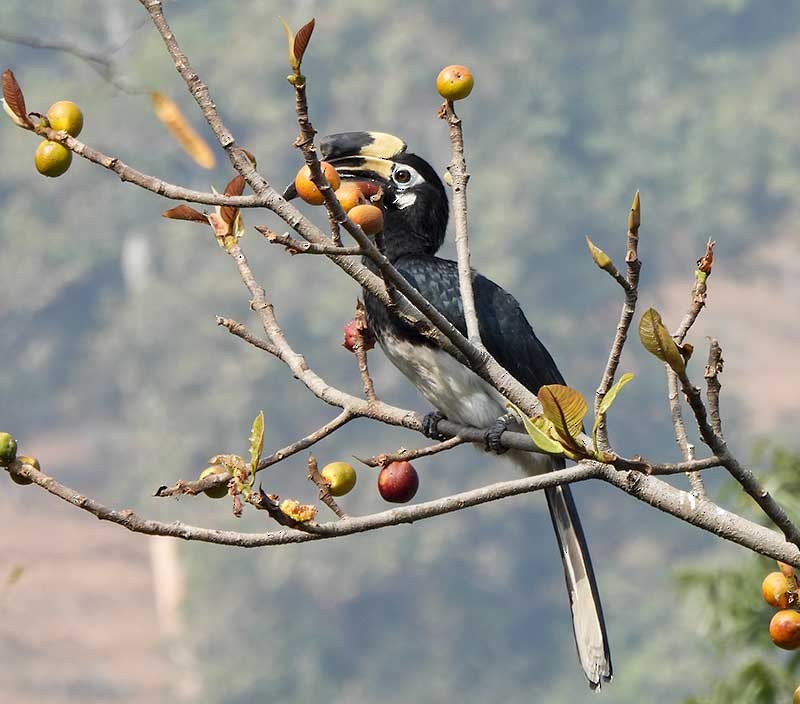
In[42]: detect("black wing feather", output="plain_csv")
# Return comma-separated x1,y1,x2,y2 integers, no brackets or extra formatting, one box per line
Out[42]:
394,255,565,393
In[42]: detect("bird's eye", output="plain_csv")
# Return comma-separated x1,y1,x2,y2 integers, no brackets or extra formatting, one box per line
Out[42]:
393,168,412,185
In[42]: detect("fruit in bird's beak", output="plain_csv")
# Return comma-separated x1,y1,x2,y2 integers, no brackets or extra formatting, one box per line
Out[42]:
198,465,229,499
335,182,367,213
763,571,792,609
348,203,384,236
0,432,17,467
770,610,800,649
46,100,83,137
321,461,357,496
10,455,38,486
34,140,72,177
342,319,375,353
294,162,341,205
436,65,474,101
378,461,419,503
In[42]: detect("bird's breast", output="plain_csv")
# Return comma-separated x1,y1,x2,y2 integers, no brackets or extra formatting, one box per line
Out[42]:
378,332,508,429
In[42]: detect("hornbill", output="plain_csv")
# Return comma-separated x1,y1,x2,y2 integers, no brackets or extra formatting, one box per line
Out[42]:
284,131,613,689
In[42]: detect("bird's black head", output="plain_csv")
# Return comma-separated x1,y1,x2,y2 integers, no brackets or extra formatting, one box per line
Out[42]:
285,131,449,261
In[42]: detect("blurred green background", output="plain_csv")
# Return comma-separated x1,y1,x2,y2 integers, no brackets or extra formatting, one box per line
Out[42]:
1,0,799,702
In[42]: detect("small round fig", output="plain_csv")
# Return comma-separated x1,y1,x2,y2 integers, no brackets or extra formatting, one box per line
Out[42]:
763,571,792,609
770,610,800,650
378,461,419,503
348,203,383,235
334,183,366,213
0,432,17,467
342,319,375,353
46,100,84,137
35,140,72,177
10,455,38,486
321,461,357,497
198,465,229,499
794,684,800,704
294,162,341,205
436,65,474,101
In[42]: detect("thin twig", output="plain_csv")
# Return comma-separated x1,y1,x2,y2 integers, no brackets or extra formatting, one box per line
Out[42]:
593,192,641,449
216,316,279,357
704,338,724,436
307,454,347,519
353,301,378,404
668,239,715,497
440,100,481,346
356,435,469,468
257,226,362,255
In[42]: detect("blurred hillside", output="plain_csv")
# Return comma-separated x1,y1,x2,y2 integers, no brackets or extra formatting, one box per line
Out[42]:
1,1,799,702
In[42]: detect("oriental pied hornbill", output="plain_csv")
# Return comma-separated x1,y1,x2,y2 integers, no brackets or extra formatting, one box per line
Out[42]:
284,131,612,689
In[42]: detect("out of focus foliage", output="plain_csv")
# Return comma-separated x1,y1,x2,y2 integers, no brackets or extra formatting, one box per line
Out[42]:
680,447,800,704
1,0,800,702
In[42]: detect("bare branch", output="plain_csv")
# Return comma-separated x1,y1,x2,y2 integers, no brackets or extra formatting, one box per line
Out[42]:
14,456,800,567
440,100,481,346
357,435,468,468
216,316,279,357
593,192,641,449
257,226,362,255
704,338,724,436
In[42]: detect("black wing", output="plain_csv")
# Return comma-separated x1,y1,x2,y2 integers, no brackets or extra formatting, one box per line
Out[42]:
394,255,566,393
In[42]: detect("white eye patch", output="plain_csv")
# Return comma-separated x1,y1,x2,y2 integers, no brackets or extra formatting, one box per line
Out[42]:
391,164,424,190
393,192,418,209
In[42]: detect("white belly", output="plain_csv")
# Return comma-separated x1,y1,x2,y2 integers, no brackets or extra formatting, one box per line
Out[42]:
379,333,509,428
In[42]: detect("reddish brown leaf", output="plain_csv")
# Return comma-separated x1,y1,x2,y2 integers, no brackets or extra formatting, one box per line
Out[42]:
162,204,208,223
2,69,33,127
220,175,245,225
293,18,315,64
696,238,715,274
224,175,245,197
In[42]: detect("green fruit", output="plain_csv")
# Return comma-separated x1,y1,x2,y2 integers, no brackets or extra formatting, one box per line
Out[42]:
321,461,357,496
0,432,17,467
10,455,38,486
46,100,83,137
198,465,229,499
35,140,72,177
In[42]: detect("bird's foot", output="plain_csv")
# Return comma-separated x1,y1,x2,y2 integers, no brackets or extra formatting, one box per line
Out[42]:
484,413,515,454
421,411,448,441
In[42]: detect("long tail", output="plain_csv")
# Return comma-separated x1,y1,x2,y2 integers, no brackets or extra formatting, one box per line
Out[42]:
510,449,612,689
545,478,612,689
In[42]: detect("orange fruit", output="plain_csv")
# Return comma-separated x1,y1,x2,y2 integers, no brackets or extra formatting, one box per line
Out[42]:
770,610,800,650
348,204,383,235
294,161,341,205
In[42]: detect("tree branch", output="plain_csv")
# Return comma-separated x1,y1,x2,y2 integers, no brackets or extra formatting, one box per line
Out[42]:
441,99,481,346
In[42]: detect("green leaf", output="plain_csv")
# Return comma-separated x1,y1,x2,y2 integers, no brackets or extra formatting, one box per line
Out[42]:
248,410,265,485
585,235,613,271
638,308,685,374
278,17,299,70
598,373,634,416
507,403,565,455
537,384,588,449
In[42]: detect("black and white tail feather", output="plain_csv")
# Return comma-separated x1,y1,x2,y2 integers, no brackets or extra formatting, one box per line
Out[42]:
513,449,612,689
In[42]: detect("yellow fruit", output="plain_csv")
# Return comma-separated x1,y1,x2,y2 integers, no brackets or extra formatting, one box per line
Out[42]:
770,610,800,650
320,461,357,497
0,432,17,467
10,455,38,486
763,571,791,609
436,65,474,101
294,162,341,205
348,204,384,235
335,183,366,213
198,465,229,499
35,140,72,177
46,100,83,137
794,684,800,704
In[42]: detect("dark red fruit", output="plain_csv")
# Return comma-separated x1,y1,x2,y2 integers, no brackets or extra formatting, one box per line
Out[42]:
342,319,375,353
378,461,419,503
